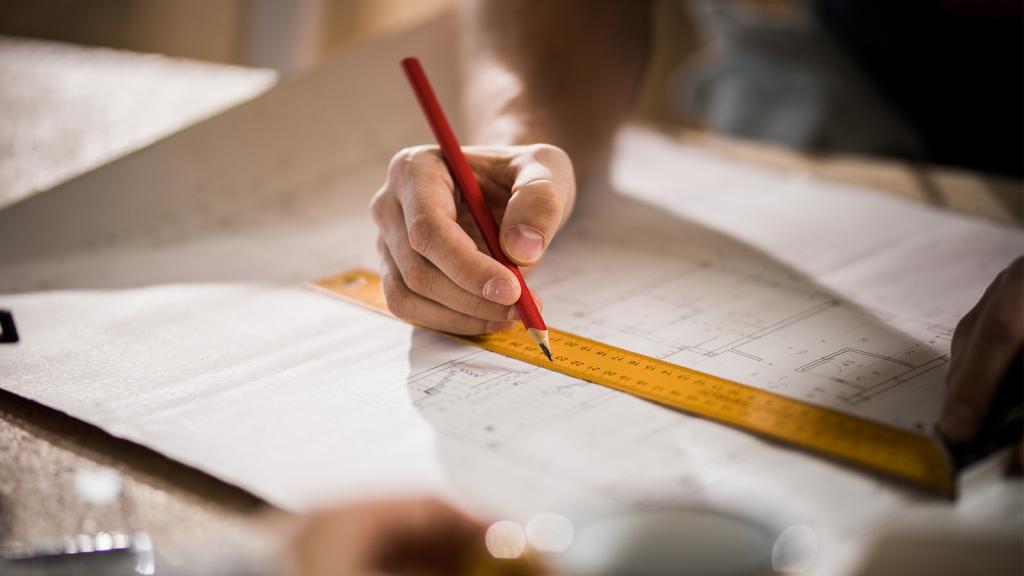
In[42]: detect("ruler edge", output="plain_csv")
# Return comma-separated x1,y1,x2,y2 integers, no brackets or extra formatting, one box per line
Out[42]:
308,270,956,497
481,327,955,496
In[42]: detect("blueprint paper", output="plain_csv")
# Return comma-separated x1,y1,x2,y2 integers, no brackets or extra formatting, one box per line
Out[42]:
2,16,1023,576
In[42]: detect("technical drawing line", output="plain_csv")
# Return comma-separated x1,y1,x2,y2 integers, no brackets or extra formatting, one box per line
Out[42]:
796,348,917,373
843,355,949,404
717,300,840,354
727,349,764,361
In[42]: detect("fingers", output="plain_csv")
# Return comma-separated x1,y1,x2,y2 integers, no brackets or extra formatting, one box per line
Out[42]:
380,241,513,335
940,257,1024,442
371,144,573,334
375,193,514,322
392,148,521,306
369,497,485,551
498,144,576,266
292,497,486,576
351,498,541,576
377,500,486,576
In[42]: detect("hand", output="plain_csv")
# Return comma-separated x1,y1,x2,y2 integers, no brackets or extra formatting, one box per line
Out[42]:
940,256,1024,442
289,497,486,576
371,144,575,334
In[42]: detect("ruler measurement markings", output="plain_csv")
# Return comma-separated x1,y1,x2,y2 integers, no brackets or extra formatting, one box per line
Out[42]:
311,269,954,495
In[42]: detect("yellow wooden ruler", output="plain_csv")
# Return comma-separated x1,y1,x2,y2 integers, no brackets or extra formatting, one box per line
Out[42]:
311,268,955,495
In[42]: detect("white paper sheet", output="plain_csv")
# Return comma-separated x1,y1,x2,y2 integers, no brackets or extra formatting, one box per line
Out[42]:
2,15,1022,576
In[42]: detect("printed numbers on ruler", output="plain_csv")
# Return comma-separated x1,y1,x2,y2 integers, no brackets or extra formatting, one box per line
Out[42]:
312,269,954,495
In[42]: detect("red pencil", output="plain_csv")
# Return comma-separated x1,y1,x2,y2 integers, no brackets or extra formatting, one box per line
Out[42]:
400,56,552,361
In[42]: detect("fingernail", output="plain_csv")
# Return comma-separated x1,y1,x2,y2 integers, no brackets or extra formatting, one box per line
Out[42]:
504,226,545,263
483,278,516,304
940,404,976,442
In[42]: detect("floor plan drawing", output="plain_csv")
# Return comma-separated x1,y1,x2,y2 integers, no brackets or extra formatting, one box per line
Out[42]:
519,219,954,431
797,348,949,405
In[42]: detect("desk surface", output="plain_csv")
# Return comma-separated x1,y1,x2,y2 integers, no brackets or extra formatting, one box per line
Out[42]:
1,27,1021,574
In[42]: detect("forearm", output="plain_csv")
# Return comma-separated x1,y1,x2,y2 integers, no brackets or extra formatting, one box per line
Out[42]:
460,0,653,184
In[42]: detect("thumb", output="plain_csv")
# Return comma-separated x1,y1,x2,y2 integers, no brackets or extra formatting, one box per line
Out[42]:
500,151,574,265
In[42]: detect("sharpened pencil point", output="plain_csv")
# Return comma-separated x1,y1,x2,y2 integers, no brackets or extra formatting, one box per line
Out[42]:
540,342,553,361
527,327,552,361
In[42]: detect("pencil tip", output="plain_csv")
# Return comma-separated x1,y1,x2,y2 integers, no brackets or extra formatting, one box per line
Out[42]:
540,342,553,361
527,327,552,361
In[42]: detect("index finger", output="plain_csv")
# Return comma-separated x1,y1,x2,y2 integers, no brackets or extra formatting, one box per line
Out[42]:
395,149,521,306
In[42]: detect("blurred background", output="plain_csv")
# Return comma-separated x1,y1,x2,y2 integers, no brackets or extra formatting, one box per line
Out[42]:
0,0,456,71
0,0,1020,210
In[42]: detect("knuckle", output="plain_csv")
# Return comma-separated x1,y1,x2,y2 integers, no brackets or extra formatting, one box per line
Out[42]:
446,256,474,291
403,259,433,296
381,274,409,319
389,146,440,178
529,143,569,166
369,188,388,222
471,297,488,318
471,296,500,320
387,147,416,175
521,182,563,223
388,298,410,321
406,213,436,255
